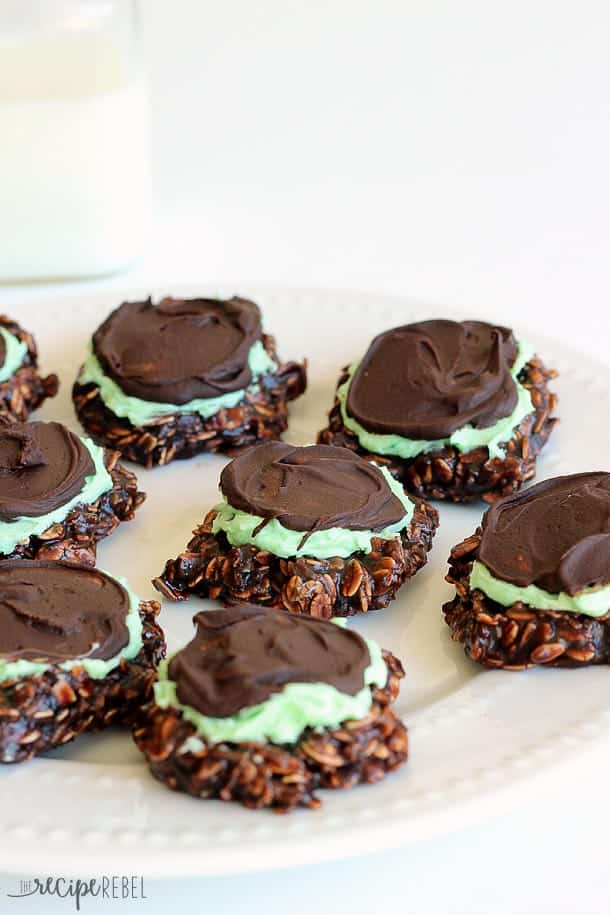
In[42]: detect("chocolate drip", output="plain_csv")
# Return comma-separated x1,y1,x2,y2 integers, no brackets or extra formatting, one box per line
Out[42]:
0,560,131,663
346,319,521,439
478,472,610,595
168,605,372,717
220,442,407,539
0,421,95,521
92,296,264,405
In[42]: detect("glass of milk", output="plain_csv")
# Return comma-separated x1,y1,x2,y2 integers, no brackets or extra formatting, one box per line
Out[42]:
0,0,151,281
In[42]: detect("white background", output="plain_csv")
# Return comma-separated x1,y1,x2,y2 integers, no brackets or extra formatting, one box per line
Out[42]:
1,1,609,912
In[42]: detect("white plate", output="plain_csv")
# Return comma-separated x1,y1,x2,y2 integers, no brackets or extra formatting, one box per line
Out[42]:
2,287,609,877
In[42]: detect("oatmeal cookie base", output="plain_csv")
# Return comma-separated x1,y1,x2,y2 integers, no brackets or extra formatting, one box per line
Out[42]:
153,497,439,617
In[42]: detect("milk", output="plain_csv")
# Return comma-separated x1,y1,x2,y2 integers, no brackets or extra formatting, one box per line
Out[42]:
0,14,151,281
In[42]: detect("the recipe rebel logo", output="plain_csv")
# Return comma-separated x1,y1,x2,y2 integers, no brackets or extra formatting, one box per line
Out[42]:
7,875,147,910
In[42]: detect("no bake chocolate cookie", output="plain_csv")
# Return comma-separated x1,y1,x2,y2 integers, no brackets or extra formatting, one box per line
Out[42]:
0,314,58,421
319,319,557,503
443,472,610,668
73,296,307,467
154,442,438,616
133,605,407,811
0,419,144,564
0,561,165,763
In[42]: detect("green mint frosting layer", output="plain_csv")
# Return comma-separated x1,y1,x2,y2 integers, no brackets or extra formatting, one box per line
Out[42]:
154,623,388,746
78,340,277,427
0,327,28,382
211,464,414,559
0,574,143,683
0,437,113,556
338,342,536,461
470,559,610,618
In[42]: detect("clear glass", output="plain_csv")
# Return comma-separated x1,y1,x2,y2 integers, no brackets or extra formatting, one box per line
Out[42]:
0,0,151,281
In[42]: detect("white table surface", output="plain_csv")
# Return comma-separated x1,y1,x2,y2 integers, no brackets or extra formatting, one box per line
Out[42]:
1,1,609,912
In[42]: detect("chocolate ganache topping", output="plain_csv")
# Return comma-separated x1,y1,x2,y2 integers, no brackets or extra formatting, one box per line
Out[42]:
0,561,131,663
168,605,372,717
478,472,610,595
0,420,95,521
346,320,521,439
92,297,264,405
220,442,407,537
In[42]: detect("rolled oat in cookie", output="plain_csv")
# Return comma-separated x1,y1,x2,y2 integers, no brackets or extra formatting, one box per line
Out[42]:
73,296,306,467
0,560,165,763
133,605,407,812
318,319,557,503
153,442,438,616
